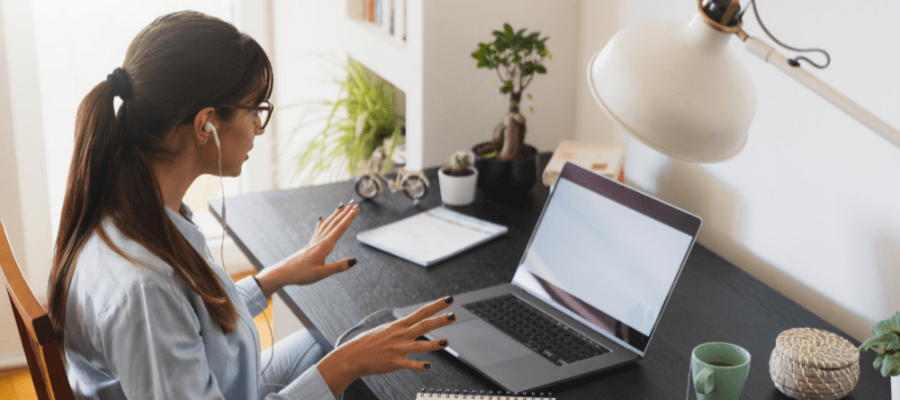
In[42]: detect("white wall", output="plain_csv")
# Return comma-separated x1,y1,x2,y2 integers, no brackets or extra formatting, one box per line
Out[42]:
0,0,52,369
271,0,351,187
574,0,618,143
419,0,580,167
0,0,26,367
574,0,900,341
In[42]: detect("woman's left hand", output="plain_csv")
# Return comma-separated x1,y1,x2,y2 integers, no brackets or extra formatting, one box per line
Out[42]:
255,200,360,297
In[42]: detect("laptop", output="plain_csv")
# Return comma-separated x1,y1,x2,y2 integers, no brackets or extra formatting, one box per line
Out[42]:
394,162,702,393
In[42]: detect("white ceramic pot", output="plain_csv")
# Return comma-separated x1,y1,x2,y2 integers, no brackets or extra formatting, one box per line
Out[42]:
893,375,900,400
438,167,478,206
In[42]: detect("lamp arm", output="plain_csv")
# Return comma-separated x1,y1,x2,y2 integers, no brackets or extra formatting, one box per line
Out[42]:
743,36,900,149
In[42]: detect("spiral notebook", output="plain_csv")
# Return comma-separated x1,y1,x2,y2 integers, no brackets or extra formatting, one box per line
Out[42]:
416,389,555,399
357,207,507,267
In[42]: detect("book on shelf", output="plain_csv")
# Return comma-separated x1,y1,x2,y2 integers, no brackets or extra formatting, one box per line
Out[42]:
542,140,626,186
365,0,375,22
389,0,394,34
355,0,404,40
375,0,382,25
348,0,363,19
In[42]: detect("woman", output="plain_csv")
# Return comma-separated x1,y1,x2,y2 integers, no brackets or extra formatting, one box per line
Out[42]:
47,11,454,400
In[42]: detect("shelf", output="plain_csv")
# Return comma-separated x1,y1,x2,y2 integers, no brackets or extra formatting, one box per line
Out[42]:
344,19,410,93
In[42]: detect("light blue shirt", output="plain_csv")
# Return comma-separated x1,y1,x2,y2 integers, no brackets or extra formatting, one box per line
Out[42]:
62,205,335,400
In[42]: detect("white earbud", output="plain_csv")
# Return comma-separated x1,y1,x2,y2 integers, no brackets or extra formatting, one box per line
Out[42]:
204,122,220,149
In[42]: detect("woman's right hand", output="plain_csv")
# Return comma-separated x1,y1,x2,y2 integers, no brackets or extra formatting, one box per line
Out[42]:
317,296,457,398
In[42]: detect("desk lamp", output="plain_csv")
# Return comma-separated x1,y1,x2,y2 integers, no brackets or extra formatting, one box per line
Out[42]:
587,0,900,162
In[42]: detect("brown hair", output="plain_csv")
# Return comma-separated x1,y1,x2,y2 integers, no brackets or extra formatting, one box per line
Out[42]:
48,11,273,340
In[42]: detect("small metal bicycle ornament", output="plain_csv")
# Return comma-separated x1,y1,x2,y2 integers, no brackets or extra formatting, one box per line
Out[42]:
354,153,430,203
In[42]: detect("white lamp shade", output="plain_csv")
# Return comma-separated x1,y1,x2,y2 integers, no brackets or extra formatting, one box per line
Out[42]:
588,16,757,162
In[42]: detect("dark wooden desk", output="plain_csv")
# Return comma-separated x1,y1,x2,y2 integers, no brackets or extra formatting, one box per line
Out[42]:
211,159,888,399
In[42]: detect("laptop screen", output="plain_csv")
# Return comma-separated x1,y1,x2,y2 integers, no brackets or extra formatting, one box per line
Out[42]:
512,162,701,356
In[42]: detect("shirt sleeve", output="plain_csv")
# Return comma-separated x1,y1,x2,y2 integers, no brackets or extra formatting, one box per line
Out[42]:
98,279,225,400
235,276,269,318
271,366,336,400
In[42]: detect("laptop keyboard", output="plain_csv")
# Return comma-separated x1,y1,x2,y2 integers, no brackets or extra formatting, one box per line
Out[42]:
463,294,610,366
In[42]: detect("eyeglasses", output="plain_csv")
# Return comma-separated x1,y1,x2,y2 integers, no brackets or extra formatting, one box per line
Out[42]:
220,101,274,130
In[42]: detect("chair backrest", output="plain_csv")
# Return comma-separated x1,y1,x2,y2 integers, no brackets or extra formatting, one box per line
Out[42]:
0,221,74,400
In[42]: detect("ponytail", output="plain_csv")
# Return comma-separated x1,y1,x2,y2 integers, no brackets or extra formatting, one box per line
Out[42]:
48,11,271,343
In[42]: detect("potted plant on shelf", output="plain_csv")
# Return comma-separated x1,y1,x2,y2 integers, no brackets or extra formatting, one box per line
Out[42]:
297,57,404,184
438,151,477,206
470,23,550,201
859,311,900,398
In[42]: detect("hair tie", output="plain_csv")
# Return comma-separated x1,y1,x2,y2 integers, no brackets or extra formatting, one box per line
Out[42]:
107,67,133,100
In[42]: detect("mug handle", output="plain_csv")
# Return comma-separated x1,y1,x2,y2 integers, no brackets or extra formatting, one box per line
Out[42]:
694,367,715,394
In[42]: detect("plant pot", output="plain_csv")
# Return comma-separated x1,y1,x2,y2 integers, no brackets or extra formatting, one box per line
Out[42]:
438,167,478,206
893,375,900,400
472,142,537,203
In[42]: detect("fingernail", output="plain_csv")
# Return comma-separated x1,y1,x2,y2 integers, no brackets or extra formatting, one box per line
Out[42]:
424,363,432,369
352,203,359,210
439,339,448,346
444,296,454,304
318,216,323,221
348,258,357,267
338,203,344,209
447,313,456,321
349,199,356,205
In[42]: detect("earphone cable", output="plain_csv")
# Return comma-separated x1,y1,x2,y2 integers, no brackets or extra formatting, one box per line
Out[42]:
214,134,279,387
334,307,396,400
235,286,278,380
335,308,395,348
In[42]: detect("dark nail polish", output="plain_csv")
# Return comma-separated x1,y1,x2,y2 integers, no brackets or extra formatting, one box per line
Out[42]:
348,258,357,267
424,363,432,369
447,313,456,321
444,296,454,304
439,339,448,346
349,199,356,205
338,203,344,209
319,216,323,221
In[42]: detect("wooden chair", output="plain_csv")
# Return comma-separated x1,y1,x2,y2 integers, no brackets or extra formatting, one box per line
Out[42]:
0,221,74,400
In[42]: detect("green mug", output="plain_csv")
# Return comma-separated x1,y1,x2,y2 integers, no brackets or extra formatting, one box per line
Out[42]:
691,342,751,400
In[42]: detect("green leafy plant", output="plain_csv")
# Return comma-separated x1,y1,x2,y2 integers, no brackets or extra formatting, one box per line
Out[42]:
297,57,403,183
471,23,550,162
859,311,900,377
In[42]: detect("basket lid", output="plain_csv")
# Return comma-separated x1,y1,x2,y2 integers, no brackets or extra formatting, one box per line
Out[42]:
774,327,859,370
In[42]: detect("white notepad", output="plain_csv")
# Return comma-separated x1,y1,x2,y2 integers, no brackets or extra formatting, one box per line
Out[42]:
357,207,508,267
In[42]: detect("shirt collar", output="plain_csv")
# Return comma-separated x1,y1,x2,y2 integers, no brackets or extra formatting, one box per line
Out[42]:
165,203,207,256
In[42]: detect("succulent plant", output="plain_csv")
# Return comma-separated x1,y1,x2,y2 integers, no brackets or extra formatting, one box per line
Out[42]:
445,151,474,177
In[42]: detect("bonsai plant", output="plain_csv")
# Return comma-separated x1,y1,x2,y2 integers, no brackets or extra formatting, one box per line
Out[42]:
470,24,550,201
296,57,404,184
471,23,550,162
859,311,900,398
438,151,477,206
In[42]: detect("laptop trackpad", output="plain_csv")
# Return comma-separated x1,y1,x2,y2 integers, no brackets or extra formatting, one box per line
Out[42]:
438,319,532,367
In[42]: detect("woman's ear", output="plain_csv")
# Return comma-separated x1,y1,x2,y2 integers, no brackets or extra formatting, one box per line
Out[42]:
193,107,217,145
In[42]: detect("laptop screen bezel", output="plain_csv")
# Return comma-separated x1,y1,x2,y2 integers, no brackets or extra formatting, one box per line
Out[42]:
511,161,702,357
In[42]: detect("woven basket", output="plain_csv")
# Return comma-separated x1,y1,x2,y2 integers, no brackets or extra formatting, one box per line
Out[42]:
769,327,860,400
